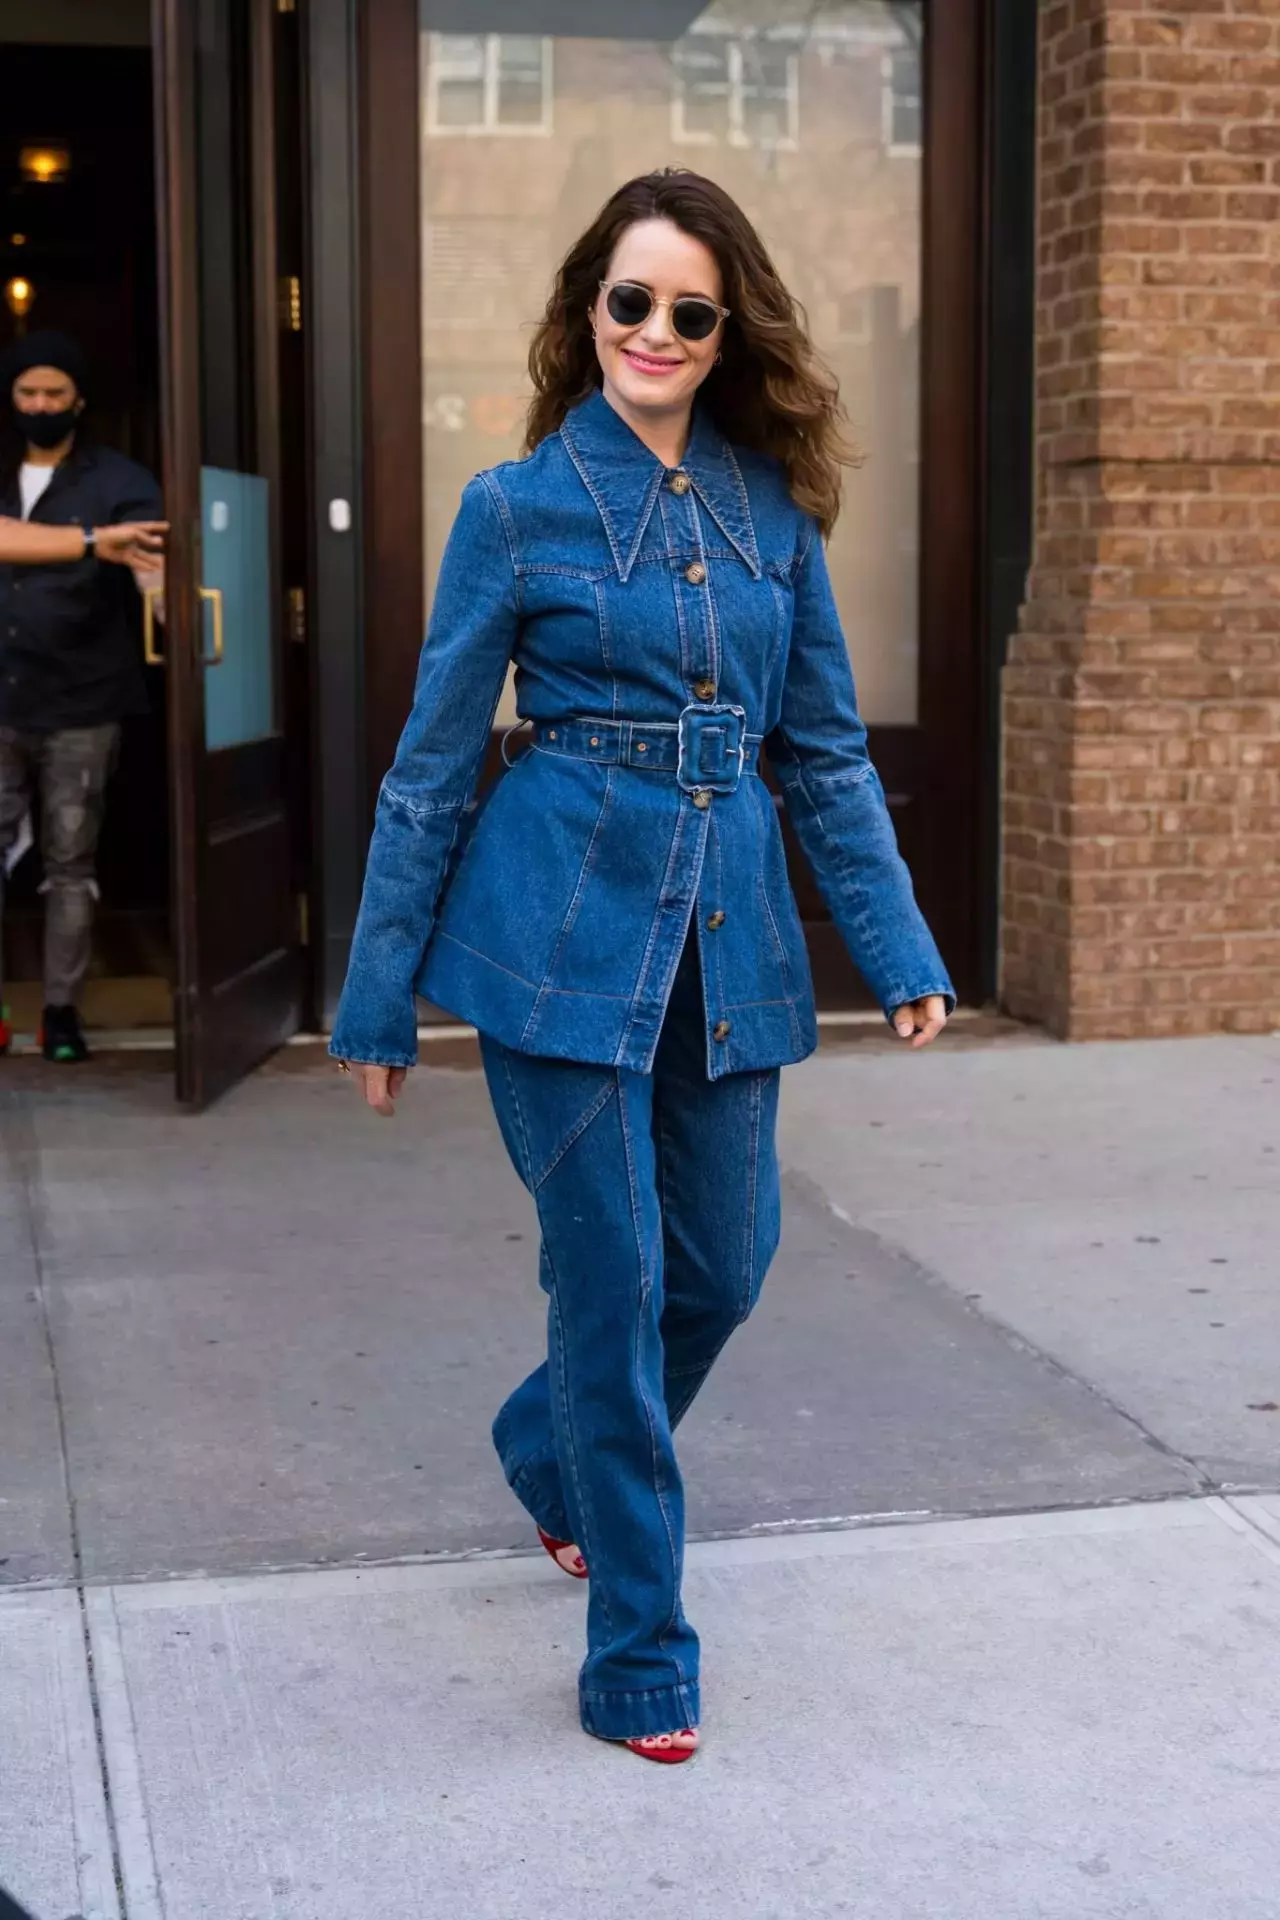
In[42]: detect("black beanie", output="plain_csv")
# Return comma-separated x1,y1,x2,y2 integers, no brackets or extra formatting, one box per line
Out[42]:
0,330,90,400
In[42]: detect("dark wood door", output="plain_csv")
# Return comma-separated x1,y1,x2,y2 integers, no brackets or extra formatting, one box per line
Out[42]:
361,0,987,1012
771,0,986,1009
153,0,304,1105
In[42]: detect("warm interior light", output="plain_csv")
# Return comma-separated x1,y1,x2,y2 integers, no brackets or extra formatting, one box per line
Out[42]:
19,146,71,185
10,234,28,247
4,277,36,318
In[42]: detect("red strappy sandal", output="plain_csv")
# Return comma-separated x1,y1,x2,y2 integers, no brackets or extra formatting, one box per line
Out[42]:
621,1730,701,1764
537,1527,587,1580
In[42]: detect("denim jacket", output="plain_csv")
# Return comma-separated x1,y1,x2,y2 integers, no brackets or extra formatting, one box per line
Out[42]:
330,389,954,1078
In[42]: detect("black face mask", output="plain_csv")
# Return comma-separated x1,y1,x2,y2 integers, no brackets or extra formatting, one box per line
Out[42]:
14,406,80,451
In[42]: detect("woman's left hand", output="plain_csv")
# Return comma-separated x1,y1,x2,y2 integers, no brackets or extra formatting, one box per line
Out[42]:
891,995,949,1049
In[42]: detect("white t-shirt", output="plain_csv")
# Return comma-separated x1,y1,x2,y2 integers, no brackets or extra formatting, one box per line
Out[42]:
19,462,55,520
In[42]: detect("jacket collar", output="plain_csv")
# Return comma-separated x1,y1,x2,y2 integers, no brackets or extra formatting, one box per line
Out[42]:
559,388,761,583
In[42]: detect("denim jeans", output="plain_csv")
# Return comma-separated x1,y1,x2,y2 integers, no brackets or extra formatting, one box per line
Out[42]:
482,938,781,1740
0,723,119,1006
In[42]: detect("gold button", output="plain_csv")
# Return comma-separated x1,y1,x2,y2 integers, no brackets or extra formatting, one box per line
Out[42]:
669,472,691,495
693,678,716,702
713,1020,732,1042
548,729,557,740
707,910,726,930
590,735,599,747
636,741,648,754
692,789,711,810
684,563,706,586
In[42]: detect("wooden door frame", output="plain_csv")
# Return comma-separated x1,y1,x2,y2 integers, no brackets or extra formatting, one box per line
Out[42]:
913,0,987,1005
359,0,424,811
152,0,305,1104
152,0,204,1096
272,0,317,1024
357,0,992,1007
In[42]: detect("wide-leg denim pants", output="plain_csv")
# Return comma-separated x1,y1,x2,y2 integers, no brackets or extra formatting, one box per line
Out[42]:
481,939,781,1741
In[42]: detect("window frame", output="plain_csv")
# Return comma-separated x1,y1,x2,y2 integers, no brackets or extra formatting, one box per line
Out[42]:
424,32,554,139
671,29,800,153
882,46,923,158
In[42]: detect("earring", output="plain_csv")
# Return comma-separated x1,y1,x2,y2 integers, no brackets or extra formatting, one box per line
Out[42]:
714,351,723,367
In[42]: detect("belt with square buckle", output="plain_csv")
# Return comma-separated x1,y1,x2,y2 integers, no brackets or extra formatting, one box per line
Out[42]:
523,707,761,796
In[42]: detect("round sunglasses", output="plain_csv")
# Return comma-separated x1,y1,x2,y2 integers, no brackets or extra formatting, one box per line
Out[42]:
599,279,729,343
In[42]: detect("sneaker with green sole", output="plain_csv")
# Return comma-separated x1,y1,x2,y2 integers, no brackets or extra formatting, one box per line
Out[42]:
40,1004,90,1063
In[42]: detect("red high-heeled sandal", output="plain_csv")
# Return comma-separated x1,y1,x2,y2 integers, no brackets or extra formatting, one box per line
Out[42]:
621,1730,701,1765
537,1527,587,1580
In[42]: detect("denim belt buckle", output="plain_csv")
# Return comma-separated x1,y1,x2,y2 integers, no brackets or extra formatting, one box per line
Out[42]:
676,703,747,796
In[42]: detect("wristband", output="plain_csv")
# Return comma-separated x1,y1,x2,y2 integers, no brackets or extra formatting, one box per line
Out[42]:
83,528,98,555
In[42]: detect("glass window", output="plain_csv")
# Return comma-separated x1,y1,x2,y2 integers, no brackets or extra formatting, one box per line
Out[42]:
430,35,487,129
883,46,922,155
200,469,275,751
673,30,798,150
496,36,549,127
420,1,924,726
425,33,553,136
735,40,798,149
672,33,733,142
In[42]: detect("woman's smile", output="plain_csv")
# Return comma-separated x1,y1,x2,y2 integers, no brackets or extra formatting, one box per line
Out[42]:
620,346,684,376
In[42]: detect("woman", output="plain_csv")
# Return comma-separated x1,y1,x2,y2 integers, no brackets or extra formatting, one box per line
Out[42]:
331,169,953,1764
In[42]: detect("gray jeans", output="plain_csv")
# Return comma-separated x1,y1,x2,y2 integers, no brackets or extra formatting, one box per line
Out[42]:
0,723,121,1008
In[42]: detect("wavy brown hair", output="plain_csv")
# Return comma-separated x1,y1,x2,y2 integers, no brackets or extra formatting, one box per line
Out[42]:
524,169,855,536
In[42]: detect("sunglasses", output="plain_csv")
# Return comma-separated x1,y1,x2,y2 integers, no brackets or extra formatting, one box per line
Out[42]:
599,280,729,343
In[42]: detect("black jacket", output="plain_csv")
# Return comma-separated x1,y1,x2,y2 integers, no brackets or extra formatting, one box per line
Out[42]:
0,440,162,730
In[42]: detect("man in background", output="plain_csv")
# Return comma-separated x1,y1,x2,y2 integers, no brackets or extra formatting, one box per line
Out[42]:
0,330,165,1061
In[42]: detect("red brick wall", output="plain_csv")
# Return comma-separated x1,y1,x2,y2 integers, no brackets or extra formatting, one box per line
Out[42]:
1002,0,1280,1038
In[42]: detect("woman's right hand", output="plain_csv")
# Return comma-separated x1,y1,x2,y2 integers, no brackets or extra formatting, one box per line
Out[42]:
340,1062,408,1117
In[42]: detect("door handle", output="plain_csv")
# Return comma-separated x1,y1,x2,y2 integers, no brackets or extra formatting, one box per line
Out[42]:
143,584,165,665
197,585,224,665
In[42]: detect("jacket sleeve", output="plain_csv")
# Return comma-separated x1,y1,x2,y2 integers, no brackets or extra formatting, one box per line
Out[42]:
329,474,520,1066
766,517,956,1020
107,460,164,523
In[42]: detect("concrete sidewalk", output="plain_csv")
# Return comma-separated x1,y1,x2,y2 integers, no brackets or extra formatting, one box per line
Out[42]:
6,1499,1280,1920
2,1030,1279,1916
780,1031,1280,1492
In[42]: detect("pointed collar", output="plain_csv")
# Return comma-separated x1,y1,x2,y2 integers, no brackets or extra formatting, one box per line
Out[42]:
559,388,761,583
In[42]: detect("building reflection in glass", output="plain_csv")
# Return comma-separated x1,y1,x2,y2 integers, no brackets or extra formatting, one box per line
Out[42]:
419,0,923,727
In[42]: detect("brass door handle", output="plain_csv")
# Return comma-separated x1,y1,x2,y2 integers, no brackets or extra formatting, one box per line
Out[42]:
197,585,224,665
143,584,165,665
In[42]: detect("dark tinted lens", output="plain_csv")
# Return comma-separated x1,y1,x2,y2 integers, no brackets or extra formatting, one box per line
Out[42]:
672,299,721,342
606,282,653,328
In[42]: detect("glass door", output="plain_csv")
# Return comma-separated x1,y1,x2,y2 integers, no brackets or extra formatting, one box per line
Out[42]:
419,1,926,743
362,0,985,1010
152,0,304,1104
405,0,984,1006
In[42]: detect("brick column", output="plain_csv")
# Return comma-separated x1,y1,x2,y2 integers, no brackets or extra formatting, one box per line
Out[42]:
1001,0,1280,1038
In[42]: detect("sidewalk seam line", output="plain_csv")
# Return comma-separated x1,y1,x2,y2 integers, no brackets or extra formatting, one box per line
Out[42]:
1212,1496,1280,1566
64,1494,1232,1616
85,1589,168,1920
7,1487,1265,1601
3,1093,131,1920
